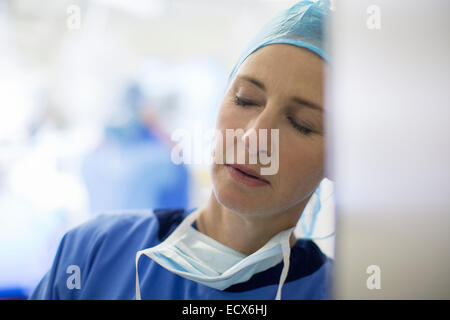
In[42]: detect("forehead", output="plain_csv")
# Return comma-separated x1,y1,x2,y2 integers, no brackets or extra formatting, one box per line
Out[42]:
235,44,325,104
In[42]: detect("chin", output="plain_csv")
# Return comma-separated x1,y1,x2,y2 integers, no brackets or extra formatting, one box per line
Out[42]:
212,183,269,216
210,163,272,214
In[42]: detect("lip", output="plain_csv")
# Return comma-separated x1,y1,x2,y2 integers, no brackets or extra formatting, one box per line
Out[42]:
225,164,270,187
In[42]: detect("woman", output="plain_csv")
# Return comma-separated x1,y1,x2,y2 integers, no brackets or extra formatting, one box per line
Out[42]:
30,0,333,300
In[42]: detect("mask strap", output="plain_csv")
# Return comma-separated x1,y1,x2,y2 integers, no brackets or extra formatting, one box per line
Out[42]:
135,209,200,300
275,230,293,300
135,250,145,300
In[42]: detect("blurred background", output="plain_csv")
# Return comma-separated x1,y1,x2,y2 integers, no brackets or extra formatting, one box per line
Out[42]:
0,0,335,299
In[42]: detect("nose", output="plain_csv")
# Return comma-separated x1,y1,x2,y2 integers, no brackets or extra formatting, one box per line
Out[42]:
241,112,276,159
242,129,267,158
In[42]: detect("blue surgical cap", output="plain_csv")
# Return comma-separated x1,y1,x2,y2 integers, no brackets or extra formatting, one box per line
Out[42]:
227,0,331,85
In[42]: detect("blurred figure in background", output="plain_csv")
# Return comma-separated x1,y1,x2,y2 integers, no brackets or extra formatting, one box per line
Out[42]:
81,80,190,213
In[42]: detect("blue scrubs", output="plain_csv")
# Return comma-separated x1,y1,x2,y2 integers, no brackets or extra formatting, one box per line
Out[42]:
29,209,333,300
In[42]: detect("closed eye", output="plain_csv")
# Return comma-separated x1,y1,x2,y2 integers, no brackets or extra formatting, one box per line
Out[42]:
234,96,255,107
287,116,313,135
235,95,315,135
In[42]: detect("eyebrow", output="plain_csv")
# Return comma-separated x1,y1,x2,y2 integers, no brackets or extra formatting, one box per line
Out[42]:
238,75,323,112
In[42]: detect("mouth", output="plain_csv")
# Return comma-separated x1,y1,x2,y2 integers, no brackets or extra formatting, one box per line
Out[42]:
225,164,270,187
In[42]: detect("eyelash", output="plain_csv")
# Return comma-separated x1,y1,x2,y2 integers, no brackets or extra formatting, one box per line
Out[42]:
234,96,314,135
234,96,253,107
287,117,313,135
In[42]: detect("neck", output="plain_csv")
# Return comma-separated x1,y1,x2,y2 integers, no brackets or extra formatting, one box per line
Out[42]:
195,191,309,256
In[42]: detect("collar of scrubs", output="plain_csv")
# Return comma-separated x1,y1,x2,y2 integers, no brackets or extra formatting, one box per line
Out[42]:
135,208,295,300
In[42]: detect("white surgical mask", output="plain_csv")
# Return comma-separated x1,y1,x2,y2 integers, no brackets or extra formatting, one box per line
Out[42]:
135,209,295,300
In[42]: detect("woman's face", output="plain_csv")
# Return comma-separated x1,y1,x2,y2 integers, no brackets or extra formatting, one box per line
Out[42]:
211,44,326,219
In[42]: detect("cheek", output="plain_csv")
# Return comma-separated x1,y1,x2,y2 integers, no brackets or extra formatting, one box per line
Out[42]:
215,104,254,160
277,136,324,195
216,103,248,131
214,107,234,158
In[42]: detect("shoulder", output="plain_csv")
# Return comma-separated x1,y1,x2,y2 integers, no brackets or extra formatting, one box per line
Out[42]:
289,239,334,299
224,238,333,294
29,210,157,299
29,208,193,299
63,208,193,250
293,238,333,270
64,210,157,247
290,239,334,286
